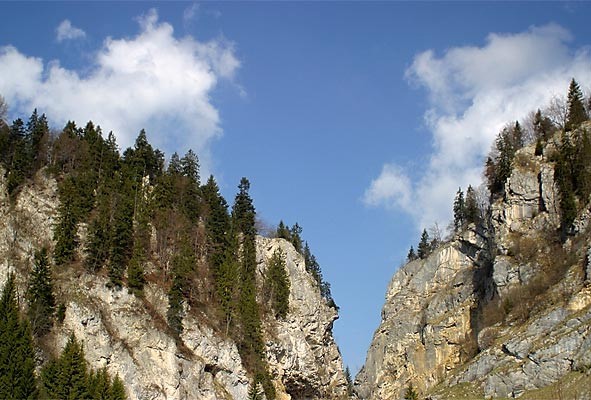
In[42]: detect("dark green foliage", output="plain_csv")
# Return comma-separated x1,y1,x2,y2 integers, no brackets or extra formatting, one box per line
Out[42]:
453,187,465,231
302,241,336,307
108,178,135,288
0,274,38,400
407,246,417,262
27,247,55,336
85,195,112,272
404,383,419,400
53,180,80,265
266,249,290,319
41,334,127,400
553,128,591,234
465,185,480,225
486,122,524,196
565,78,588,131
166,238,195,335
180,149,200,185
289,223,303,253
533,109,554,141
276,220,290,240
417,229,430,259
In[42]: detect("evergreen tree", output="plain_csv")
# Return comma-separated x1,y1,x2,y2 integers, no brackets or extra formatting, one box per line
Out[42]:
53,182,80,265
0,274,38,400
533,109,554,141
180,149,200,185
85,194,112,272
565,78,588,131
109,375,126,400
555,132,577,233
167,152,181,176
276,220,290,240
417,229,430,259
6,118,27,197
266,248,290,319
109,178,134,288
453,187,465,231
465,185,480,225
289,223,303,253
407,246,417,262
27,247,56,336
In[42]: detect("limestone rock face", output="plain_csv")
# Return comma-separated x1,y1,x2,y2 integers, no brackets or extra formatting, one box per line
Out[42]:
357,141,591,399
257,237,349,399
0,169,347,400
355,228,488,399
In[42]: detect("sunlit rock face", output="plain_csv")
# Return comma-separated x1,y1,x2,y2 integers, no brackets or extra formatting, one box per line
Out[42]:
356,136,591,399
0,168,348,400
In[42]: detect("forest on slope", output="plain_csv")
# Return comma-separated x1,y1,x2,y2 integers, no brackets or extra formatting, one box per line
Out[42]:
0,95,338,399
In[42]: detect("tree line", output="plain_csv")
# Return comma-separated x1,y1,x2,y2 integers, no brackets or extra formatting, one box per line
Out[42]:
0,100,340,398
406,78,591,262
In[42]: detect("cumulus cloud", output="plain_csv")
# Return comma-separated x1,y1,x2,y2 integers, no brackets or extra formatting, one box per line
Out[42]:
56,19,86,42
365,24,591,231
0,9,240,173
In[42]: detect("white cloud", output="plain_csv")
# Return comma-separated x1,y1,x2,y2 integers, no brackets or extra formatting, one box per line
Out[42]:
0,9,240,175
364,164,412,211
183,3,200,26
56,19,86,42
365,24,591,231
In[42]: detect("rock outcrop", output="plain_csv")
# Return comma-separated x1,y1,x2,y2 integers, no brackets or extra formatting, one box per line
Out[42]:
0,168,348,400
356,137,591,399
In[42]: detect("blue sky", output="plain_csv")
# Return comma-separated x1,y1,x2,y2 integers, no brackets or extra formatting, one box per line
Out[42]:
2,1,591,375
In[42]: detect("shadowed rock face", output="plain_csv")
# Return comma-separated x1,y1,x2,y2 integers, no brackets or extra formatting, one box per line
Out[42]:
0,168,348,400
356,134,591,400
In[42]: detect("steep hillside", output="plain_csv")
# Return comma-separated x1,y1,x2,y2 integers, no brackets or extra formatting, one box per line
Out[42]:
356,124,591,399
0,169,348,399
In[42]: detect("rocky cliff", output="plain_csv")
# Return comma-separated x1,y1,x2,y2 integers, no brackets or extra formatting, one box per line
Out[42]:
356,133,591,399
0,169,349,400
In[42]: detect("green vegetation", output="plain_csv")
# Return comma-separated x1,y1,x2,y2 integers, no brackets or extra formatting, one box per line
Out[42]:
40,334,126,400
26,248,55,336
0,274,37,400
0,102,341,398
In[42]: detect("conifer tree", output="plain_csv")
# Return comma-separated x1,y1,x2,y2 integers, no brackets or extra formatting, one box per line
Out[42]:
0,274,37,400
404,383,419,400
180,149,200,185
266,248,290,319
345,366,354,396
565,78,588,131
289,223,303,253
465,185,480,225
276,220,290,240
407,246,417,262
27,247,55,336
417,229,430,259
53,183,80,265
453,187,465,231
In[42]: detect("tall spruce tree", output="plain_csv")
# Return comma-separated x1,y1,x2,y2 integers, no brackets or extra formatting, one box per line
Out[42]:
266,248,290,319
417,229,430,259
0,273,37,400
453,187,465,231
465,185,480,225
565,78,588,131
27,247,56,336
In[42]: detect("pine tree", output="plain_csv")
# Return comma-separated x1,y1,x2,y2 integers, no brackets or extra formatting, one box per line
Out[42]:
453,187,465,231
0,274,38,400
465,185,480,225
289,223,303,253
27,247,56,336
109,375,126,400
266,249,290,319
407,246,417,262
565,78,588,131
276,220,290,240
248,380,263,400
180,149,200,185
417,229,430,259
